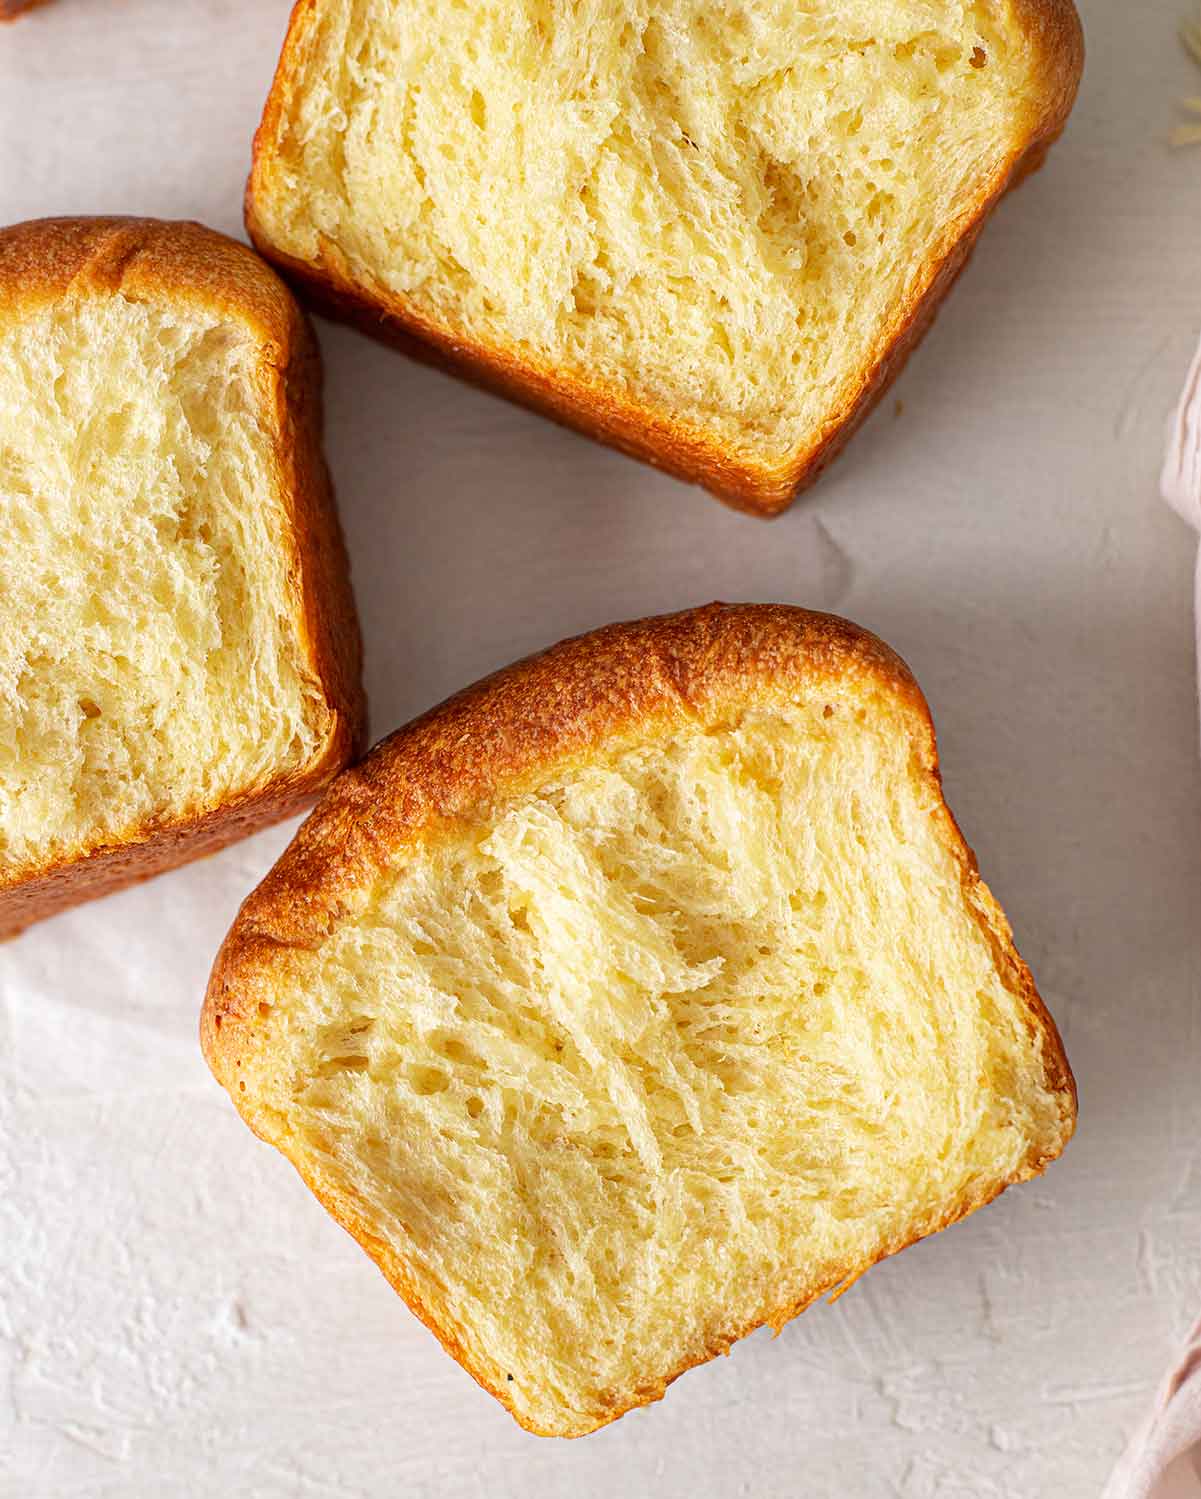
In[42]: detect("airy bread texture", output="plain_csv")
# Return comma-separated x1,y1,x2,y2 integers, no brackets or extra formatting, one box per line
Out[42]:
247,0,1082,514
204,604,1074,1436
0,218,364,935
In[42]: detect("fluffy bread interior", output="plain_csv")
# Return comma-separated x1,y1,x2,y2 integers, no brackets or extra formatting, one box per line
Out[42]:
252,0,1059,469
0,292,326,878
240,696,1071,1435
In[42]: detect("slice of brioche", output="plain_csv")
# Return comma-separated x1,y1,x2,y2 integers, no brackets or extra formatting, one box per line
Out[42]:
203,603,1074,1437
246,0,1083,516
0,217,365,936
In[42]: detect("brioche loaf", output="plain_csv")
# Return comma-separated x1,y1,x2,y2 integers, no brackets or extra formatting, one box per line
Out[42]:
246,0,1083,515
203,603,1074,1436
0,217,365,936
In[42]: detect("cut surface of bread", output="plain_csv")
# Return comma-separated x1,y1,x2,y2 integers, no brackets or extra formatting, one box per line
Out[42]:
0,217,364,934
247,0,1083,514
204,604,1074,1436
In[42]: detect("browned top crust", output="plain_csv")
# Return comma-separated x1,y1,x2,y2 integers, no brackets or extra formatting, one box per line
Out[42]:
0,216,366,927
246,1,1084,516
0,215,308,346
203,602,1074,1124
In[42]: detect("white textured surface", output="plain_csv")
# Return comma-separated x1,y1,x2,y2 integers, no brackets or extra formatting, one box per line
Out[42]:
1,2,1199,1495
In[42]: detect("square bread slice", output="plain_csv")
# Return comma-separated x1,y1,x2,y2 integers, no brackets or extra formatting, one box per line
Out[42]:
246,0,1083,515
203,603,1074,1437
0,217,365,936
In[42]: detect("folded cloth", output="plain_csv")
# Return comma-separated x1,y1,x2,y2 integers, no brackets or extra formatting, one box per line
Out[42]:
1105,340,1201,1499
1103,1318,1201,1498
1164,334,1201,532
1164,336,1201,729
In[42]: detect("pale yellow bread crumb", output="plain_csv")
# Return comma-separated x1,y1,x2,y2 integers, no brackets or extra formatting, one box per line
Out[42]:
204,604,1074,1437
0,217,365,935
247,0,1083,513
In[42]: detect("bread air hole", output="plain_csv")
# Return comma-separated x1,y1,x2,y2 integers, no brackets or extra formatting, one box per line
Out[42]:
409,1065,449,1096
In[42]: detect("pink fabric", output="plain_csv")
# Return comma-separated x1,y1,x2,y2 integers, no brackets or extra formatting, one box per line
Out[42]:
1163,334,1201,534
1104,1320,1201,1499
1107,342,1201,1499
1162,334,1201,747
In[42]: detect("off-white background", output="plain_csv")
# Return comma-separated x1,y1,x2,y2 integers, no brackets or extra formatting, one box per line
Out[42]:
1,1,1199,1495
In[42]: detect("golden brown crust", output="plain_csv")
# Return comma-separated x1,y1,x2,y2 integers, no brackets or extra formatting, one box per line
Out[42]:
203,602,1075,1436
246,0,1083,517
0,0,50,18
0,782,328,941
0,216,366,937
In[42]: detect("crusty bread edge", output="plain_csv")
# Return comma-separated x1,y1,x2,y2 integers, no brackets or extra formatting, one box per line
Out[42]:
202,602,1076,1437
0,0,50,19
0,216,366,937
245,0,1083,517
